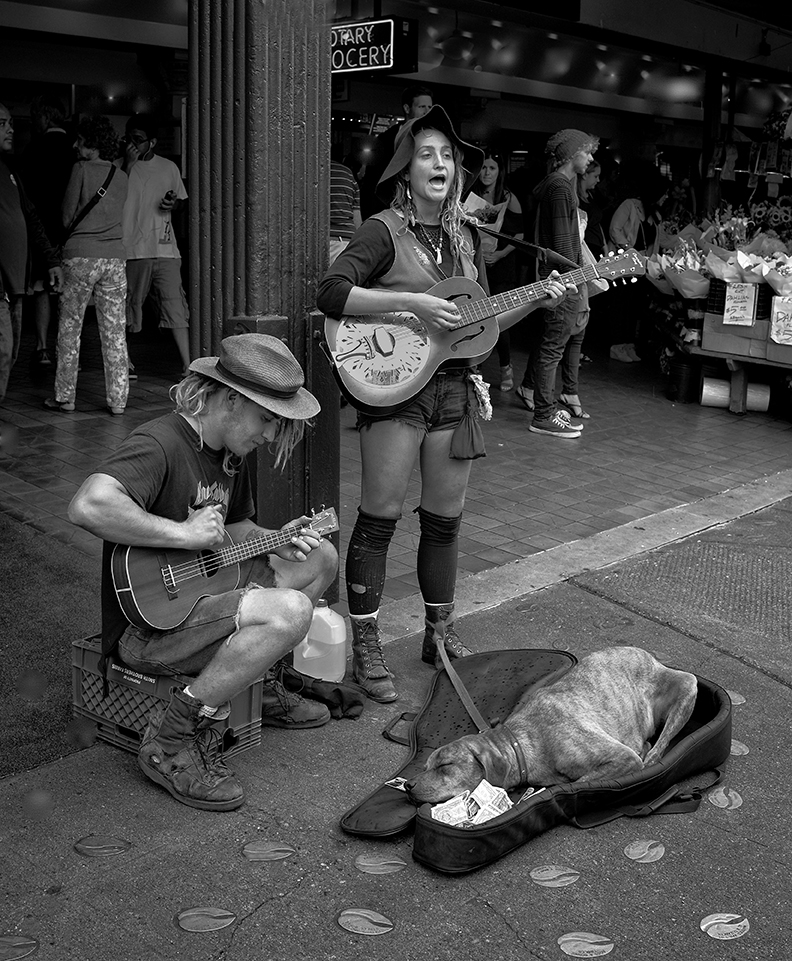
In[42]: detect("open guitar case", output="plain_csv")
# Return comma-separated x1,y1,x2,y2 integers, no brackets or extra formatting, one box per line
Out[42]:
340,648,732,875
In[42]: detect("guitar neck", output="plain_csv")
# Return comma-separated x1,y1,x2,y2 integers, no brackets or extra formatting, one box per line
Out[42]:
455,265,595,328
214,524,301,569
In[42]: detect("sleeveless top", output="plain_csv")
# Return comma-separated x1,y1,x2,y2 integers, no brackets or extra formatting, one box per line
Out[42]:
370,209,482,371
370,208,478,291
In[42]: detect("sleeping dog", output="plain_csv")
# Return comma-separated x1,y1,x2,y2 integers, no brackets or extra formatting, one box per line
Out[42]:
406,646,698,804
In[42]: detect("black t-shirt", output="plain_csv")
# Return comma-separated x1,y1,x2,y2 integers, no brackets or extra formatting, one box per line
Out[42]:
96,412,255,647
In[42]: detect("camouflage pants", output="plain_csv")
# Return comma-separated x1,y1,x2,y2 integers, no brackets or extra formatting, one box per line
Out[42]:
56,257,129,410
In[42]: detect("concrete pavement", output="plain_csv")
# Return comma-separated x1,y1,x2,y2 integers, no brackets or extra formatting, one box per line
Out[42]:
3,470,791,959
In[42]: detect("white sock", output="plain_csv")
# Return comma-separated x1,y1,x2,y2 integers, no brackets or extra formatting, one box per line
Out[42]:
182,685,218,717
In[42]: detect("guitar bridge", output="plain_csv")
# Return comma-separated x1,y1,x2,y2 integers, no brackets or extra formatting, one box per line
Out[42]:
160,555,179,598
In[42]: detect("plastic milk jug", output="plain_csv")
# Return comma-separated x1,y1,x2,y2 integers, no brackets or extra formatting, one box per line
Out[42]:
292,600,347,682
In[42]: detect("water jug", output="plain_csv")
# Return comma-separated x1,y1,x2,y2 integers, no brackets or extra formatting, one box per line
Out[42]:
292,600,347,682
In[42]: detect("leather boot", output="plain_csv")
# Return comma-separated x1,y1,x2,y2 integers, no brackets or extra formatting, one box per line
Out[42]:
350,615,398,703
421,603,473,669
138,688,245,811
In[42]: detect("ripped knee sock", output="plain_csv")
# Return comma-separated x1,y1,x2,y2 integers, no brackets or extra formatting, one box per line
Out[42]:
345,509,398,616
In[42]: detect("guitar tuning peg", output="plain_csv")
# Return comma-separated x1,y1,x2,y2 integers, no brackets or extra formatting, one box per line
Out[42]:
630,277,638,284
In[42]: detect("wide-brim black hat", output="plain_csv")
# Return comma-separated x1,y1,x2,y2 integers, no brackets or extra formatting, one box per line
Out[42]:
376,104,484,205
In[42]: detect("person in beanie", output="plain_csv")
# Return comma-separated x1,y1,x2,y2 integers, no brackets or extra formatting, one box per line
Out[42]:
515,128,598,437
67,333,339,811
317,105,566,703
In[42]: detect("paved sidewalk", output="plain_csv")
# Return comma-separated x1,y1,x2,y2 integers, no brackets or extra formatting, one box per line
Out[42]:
2,478,790,960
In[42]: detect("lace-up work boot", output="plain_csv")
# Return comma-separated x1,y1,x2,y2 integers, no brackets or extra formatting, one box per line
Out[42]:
261,663,331,728
138,688,245,811
350,615,398,702
421,603,473,669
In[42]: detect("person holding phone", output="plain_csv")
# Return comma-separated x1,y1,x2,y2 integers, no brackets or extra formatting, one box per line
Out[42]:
118,114,190,376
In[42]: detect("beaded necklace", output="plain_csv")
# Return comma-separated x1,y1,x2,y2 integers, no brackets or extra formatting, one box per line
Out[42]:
413,221,454,280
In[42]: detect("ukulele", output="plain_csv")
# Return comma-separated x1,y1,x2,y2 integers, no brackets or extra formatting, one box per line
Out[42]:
111,507,339,630
324,249,645,414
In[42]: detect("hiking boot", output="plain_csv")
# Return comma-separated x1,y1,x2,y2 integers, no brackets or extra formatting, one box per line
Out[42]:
529,410,582,438
422,605,473,669
261,665,331,728
350,616,398,702
138,688,244,811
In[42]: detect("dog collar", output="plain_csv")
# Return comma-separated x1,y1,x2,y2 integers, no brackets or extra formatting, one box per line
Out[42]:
501,721,529,786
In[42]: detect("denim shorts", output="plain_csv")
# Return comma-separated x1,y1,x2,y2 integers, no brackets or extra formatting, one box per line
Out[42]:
356,368,474,436
118,556,276,678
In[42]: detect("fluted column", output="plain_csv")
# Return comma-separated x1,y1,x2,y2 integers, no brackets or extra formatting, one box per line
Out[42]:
188,0,338,595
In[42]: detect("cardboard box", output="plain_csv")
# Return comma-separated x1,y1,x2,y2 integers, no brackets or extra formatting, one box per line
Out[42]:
72,634,262,758
766,340,792,364
701,313,769,358
768,296,792,365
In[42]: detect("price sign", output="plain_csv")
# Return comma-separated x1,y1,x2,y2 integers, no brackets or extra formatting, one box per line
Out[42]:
723,283,757,326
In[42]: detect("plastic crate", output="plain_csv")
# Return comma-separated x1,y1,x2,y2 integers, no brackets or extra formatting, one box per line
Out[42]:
72,634,262,758
706,278,772,319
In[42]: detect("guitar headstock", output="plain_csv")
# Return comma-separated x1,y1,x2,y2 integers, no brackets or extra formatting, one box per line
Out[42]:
308,507,339,536
595,249,646,281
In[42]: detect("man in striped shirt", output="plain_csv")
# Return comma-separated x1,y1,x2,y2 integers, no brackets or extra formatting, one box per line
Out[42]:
329,159,361,265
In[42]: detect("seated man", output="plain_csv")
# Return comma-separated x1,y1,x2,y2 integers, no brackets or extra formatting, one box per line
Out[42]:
68,333,339,811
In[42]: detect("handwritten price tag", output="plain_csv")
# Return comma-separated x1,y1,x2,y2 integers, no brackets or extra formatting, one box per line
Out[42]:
723,283,757,326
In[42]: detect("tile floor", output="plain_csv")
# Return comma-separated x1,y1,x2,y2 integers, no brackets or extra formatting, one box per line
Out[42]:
2,317,792,620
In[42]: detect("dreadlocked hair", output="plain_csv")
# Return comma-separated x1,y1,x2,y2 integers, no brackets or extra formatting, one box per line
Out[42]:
171,372,307,473
390,139,474,266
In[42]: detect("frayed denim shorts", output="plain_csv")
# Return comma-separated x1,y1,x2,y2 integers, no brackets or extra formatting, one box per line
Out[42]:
118,555,276,678
356,368,472,435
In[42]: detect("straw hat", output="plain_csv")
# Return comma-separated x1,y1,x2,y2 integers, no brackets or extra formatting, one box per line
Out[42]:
376,104,484,205
189,334,319,419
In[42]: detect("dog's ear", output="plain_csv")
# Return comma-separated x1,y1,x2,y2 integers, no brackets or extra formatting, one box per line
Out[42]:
465,737,510,787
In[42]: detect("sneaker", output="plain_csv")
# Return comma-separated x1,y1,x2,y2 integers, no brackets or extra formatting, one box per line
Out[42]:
499,365,514,392
556,408,584,431
529,410,581,438
128,363,138,380
261,667,331,728
515,385,534,411
609,344,635,363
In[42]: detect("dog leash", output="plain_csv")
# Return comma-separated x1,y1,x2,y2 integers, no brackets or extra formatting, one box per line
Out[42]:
436,634,530,786
436,633,489,733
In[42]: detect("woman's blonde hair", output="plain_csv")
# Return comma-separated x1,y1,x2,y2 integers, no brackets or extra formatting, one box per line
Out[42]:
171,373,306,473
390,133,474,266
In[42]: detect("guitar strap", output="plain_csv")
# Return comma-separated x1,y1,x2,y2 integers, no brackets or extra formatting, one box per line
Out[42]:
467,221,578,270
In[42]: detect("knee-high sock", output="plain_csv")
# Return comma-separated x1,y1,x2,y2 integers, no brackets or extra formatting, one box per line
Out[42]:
345,509,398,616
416,506,461,605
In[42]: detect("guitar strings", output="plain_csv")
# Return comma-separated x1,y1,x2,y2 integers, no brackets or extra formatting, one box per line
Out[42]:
163,523,305,583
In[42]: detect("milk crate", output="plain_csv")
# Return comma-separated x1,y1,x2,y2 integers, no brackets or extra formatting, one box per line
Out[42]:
72,634,262,759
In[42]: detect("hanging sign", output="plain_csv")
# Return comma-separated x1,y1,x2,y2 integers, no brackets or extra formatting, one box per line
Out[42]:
331,18,417,75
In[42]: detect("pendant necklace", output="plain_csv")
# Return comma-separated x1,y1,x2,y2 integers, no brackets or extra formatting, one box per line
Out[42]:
414,222,445,267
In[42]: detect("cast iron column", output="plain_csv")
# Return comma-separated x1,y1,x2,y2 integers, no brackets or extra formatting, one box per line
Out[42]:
187,0,338,597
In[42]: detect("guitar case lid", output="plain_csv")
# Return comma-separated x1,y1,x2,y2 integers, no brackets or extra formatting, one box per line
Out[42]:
340,648,732,875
